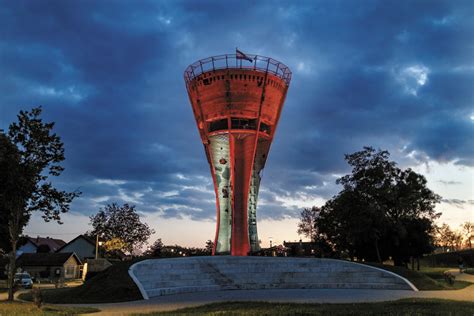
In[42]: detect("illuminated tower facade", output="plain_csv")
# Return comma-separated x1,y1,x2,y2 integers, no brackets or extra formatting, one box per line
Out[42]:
184,53,291,256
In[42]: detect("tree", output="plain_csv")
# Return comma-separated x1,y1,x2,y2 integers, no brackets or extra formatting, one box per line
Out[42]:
297,206,321,242
461,222,473,249
436,223,463,251
0,107,80,301
103,237,128,259
88,203,154,254
146,238,164,257
205,240,214,255
316,147,440,266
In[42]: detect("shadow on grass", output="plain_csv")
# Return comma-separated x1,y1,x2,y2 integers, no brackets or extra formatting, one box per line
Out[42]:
0,300,99,315
130,299,474,316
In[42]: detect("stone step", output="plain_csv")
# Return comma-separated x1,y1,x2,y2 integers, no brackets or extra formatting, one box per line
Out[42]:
133,266,374,275
145,282,409,298
128,257,416,299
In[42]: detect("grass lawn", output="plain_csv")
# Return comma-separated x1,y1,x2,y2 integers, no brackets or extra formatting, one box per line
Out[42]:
131,299,474,316
365,263,472,290
18,260,142,304
0,301,98,315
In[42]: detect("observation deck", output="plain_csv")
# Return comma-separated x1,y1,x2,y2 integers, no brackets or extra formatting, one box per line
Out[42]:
184,54,292,87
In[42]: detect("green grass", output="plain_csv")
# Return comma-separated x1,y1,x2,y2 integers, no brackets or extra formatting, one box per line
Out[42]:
0,301,98,315
18,261,142,304
364,263,472,290
131,299,474,315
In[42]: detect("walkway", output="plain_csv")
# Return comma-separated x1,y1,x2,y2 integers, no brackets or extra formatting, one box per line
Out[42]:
67,284,474,316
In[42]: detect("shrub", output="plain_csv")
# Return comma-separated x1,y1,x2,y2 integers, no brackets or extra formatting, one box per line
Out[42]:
31,287,43,308
443,271,455,285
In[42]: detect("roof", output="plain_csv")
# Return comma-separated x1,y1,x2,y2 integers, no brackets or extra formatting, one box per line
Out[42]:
283,241,314,246
26,236,66,252
55,234,96,253
17,252,82,266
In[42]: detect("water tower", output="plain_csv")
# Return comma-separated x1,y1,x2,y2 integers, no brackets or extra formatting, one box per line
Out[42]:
184,51,291,256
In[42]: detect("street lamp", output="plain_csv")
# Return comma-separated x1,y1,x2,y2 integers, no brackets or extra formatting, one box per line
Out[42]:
95,235,103,259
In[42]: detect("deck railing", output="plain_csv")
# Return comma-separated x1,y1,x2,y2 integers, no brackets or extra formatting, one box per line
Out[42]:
184,54,292,86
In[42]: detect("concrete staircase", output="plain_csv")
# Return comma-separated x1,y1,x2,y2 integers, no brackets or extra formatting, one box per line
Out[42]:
129,257,417,299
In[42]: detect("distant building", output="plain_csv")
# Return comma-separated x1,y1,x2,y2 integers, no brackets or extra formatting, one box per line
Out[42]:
56,235,96,261
16,252,82,279
0,256,8,280
17,236,66,256
284,240,318,257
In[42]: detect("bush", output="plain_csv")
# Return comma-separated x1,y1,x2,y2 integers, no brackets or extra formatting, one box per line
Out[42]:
443,272,455,285
422,249,474,267
31,287,43,308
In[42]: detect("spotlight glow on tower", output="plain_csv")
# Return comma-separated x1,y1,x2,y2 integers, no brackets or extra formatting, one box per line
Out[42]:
184,51,291,256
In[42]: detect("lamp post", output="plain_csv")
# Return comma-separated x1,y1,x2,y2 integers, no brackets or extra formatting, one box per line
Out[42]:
95,235,103,259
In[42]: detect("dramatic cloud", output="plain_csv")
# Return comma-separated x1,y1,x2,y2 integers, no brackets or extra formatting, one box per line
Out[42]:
0,0,472,227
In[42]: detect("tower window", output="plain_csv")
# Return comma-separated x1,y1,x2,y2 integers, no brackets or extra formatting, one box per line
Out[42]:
209,119,228,132
231,118,257,130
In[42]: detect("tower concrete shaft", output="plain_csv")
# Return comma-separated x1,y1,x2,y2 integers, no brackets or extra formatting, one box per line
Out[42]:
184,53,291,256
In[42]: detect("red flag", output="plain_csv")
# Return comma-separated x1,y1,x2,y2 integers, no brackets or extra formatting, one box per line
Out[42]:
236,48,253,62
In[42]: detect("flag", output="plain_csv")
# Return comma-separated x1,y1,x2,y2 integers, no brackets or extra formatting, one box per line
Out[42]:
236,48,253,62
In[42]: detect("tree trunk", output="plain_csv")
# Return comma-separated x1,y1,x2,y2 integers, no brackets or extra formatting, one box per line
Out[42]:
416,257,420,271
411,257,414,270
8,205,21,302
374,238,382,263
7,239,17,301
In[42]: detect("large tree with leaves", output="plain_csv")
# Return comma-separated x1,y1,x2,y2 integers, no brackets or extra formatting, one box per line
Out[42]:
88,203,154,254
316,147,440,266
0,107,80,300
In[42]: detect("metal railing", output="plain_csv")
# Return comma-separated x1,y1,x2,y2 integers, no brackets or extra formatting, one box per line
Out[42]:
184,54,292,86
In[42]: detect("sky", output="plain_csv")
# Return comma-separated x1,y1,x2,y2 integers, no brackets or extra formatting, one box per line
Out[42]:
0,0,472,248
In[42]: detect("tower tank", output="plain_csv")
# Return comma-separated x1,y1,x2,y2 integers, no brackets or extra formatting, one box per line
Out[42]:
184,52,291,256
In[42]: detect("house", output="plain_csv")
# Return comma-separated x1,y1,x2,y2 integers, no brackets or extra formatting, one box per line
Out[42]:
56,235,96,261
16,252,82,280
0,256,8,280
17,236,66,256
284,240,318,257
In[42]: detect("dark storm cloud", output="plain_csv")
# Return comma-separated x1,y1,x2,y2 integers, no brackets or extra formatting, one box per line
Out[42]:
0,0,472,220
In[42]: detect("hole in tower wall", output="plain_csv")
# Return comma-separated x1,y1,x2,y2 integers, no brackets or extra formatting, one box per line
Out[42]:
222,188,229,198
259,123,271,134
